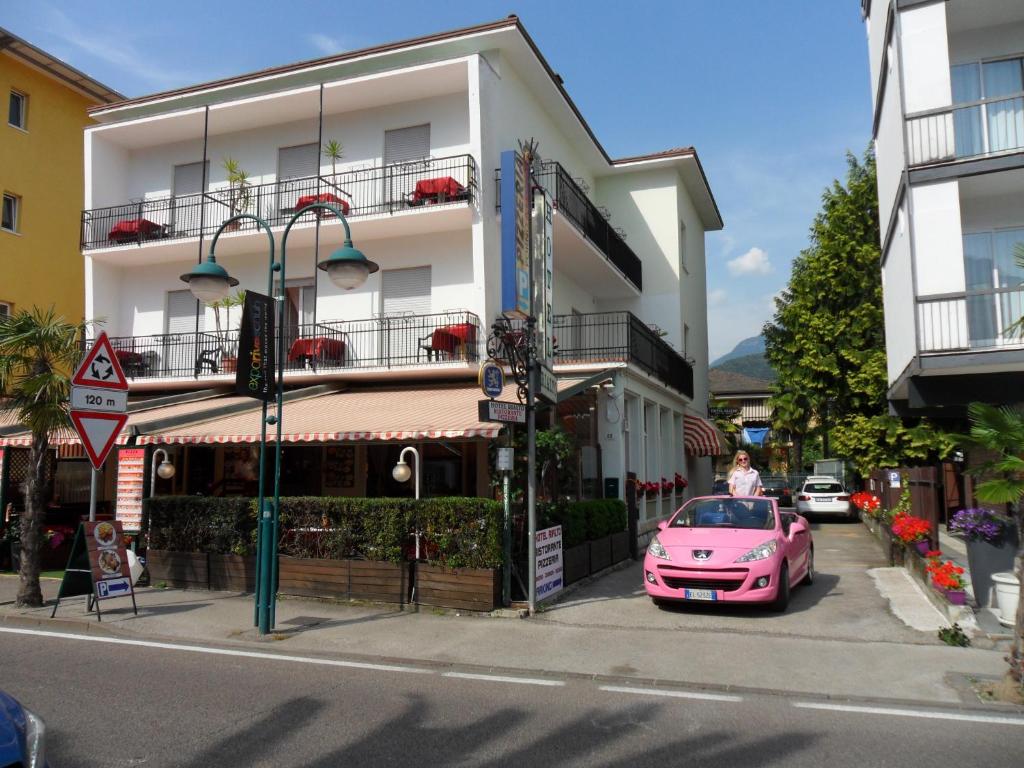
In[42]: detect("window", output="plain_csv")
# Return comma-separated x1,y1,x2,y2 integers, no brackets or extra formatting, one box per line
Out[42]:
2,193,18,232
950,56,1024,157
679,222,688,273
962,228,1024,347
8,91,26,129
0,302,10,318
278,143,319,210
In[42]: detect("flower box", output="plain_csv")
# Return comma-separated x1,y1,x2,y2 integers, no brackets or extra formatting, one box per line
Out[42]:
941,588,967,606
207,553,256,592
589,535,613,573
610,530,630,564
415,563,500,611
146,550,209,589
563,543,590,585
278,556,410,604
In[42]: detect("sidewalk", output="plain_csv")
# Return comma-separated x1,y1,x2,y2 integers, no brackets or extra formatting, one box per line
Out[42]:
0,574,1013,708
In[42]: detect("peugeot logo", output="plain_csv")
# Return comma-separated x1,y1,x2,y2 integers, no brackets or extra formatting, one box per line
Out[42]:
693,550,713,561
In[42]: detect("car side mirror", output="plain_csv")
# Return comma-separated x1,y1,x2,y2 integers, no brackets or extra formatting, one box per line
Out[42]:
789,521,807,537
657,521,667,532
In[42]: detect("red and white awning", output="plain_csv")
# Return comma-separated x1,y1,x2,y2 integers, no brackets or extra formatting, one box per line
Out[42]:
684,411,728,457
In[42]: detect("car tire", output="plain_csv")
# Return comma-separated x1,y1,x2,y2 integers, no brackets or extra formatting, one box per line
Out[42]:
771,562,790,612
652,598,669,609
801,548,814,586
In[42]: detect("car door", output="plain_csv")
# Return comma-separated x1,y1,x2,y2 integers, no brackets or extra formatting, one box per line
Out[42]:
780,511,810,580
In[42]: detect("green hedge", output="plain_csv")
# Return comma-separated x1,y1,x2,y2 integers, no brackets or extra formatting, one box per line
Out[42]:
539,499,627,548
143,496,502,569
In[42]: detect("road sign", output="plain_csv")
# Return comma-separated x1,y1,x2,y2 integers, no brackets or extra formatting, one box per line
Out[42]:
70,411,128,470
96,576,132,599
72,332,129,390
479,360,504,398
497,447,514,472
478,399,527,425
71,386,128,413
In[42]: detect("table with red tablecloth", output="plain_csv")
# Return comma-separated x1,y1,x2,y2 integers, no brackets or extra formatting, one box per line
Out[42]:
412,177,466,204
108,218,163,243
295,193,350,216
424,323,476,360
287,337,345,368
114,349,148,377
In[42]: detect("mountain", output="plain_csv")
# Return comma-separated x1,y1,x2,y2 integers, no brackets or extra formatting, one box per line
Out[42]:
711,335,766,368
713,353,777,382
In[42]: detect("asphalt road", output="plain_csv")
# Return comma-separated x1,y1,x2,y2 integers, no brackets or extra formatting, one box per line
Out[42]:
2,627,1022,767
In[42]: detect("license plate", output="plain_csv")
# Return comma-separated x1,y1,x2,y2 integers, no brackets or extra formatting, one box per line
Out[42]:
684,588,718,601
814,497,834,502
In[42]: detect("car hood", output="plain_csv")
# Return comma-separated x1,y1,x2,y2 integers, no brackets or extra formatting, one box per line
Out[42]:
656,527,780,564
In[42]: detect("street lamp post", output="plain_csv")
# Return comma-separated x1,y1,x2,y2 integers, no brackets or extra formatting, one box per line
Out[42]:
181,204,377,635
392,445,421,558
150,448,175,496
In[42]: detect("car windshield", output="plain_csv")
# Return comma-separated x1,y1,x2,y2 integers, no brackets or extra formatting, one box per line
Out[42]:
671,499,776,530
804,482,843,493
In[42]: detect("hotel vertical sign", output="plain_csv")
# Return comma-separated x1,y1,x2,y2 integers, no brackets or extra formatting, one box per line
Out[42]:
532,189,556,403
236,291,275,402
500,150,532,317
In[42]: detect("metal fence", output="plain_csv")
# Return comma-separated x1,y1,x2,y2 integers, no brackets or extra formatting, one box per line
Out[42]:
907,93,1024,167
81,154,477,250
104,310,481,380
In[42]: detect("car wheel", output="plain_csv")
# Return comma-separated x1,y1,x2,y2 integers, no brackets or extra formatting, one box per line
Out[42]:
652,598,669,609
771,562,790,612
801,548,814,585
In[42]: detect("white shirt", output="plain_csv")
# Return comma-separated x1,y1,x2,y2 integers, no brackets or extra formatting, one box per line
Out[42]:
729,466,762,497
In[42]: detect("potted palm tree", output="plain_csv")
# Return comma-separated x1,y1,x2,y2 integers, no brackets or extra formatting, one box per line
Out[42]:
222,156,251,229
211,289,246,371
322,139,344,180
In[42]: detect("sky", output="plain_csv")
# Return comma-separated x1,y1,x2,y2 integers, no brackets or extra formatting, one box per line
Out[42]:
3,1,873,361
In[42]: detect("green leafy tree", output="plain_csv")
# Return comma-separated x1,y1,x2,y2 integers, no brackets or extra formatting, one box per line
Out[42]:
963,402,1024,692
0,308,88,607
764,148,953,476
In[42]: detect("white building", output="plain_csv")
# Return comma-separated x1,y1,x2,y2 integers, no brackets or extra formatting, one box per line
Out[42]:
864,0,1024,416
62,17,723,532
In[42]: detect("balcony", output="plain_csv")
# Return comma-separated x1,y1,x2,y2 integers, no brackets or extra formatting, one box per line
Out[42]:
552,311,693,398
496,161,643,295
907,94,1024,167
103,310,481,383
81,154,477,251
917,287,1024,354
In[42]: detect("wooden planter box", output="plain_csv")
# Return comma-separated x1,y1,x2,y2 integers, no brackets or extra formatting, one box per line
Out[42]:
146,550,209,589
563,543,590,585
415,564,500,611
208,554,256,592
589,535,613,574
277,557,408,604
610,531,630,564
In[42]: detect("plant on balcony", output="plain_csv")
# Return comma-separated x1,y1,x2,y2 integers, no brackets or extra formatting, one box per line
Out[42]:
660,478,674,496
322,139,344,179
674,472,688,491
211,289,246,367
221,156,252,225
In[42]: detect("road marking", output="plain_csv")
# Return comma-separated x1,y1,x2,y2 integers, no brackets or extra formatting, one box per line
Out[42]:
600,685,743,702
793,701,1024,725
442,672,565,687
0,626,432,675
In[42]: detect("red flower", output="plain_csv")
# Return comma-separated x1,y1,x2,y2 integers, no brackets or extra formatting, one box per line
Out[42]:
891,514,931,544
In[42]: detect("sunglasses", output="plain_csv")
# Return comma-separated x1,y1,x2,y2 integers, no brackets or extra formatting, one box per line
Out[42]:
737,457,749,462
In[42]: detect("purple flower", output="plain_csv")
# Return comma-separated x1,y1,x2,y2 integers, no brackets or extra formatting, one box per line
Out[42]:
949,508,1007,543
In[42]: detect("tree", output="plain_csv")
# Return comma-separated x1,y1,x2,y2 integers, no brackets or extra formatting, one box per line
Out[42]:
764,148,953,476
0,308,87,607
964,402,1024,693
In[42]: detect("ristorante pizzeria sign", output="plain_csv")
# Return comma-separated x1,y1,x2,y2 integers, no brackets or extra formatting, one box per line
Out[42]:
237,291,275,402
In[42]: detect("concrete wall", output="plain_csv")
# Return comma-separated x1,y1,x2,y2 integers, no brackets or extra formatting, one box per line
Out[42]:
866,0,890,110
899,2,952,113
875,45,906,237
948,19,1024,64
911,180,964,296
882,203,916,384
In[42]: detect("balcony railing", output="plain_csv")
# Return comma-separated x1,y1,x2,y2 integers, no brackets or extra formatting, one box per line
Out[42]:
550,311,693,397
495,161,643,292
907,94,1024,166
81,154,477,251
917,287,1024,353
103,310,481,381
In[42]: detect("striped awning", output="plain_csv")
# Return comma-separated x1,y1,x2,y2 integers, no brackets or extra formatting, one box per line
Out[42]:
137,384,506,445
684,411,728,457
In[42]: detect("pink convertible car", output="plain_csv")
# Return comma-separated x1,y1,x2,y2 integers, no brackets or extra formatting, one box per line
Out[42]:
643,496,813,612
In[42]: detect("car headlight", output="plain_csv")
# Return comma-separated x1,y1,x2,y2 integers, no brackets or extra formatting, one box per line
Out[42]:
23,707,46,768
734,539,777,562
647,535,670,560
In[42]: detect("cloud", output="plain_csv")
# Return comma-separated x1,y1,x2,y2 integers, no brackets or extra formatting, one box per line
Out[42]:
727,247,772,276
708,289,727,306
308,33,346,56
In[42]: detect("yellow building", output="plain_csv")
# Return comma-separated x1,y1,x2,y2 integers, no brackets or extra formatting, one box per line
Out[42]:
0,28,121,322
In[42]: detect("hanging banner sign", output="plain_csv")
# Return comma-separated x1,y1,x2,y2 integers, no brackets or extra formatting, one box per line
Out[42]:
51,520,138,621
535,525,564,600
532,188,556,403
500,149,532,317
115,448,146,532
236,290,275,402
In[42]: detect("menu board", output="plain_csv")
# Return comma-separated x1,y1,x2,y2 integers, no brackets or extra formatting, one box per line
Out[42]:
86,520,132,595
115,448,146,531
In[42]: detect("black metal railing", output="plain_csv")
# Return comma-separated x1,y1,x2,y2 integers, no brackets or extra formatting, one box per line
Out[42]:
81,154,478,250
551,311,692,397
495,160,643,292
102,311,481,380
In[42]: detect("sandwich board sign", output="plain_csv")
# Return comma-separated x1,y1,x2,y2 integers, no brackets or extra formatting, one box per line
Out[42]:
70,332,129,470
51,520,137,621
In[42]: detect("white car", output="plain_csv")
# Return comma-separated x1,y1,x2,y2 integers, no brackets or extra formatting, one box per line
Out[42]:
795,476,853,519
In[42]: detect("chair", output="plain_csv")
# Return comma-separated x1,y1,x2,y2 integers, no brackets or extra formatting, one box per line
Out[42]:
195,348,223,376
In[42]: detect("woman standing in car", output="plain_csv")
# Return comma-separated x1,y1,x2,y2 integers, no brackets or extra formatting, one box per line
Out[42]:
728,450,764,497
